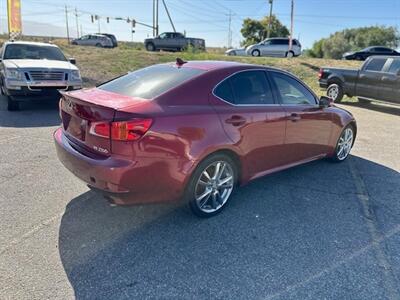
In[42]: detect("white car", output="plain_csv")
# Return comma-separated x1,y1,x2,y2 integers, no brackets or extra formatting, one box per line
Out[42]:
225,48,247,56
0,41,82,111
245,37,302,58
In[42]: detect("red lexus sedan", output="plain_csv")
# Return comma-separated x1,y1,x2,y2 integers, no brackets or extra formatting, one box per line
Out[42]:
54,60,356,217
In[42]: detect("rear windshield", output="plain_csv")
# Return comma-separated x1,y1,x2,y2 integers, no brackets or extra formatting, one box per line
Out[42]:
4,44,67,61
98,65,205,99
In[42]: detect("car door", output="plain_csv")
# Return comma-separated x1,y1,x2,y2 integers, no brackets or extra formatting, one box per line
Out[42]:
380,58,400,103
210,70,287,177
357,57,388,100
269,71,333,163
157,33,172,49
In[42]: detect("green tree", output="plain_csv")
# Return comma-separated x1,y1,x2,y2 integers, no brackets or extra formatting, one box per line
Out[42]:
240,15,289,46
307,26,399,59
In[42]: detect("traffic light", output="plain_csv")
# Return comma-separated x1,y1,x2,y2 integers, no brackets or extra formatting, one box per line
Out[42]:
94,15,99,20
91,15,94,23
107,17,109,23
132,19,136,27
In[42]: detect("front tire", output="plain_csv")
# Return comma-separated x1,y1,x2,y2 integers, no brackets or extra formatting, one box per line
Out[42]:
331,125,354,162
146,43,155,51
327,83,344,103
251,49,260,57
186,154,237,218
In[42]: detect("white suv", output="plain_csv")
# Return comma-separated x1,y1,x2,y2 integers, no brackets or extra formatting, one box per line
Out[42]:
0,41,82,110
246,38,302,58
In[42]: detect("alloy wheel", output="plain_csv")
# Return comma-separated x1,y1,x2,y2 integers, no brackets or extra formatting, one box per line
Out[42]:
336,127,354,161
327,86,339,101
194,161,234,213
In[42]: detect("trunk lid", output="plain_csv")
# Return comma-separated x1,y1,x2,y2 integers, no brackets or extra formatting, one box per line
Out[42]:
60,88,150,155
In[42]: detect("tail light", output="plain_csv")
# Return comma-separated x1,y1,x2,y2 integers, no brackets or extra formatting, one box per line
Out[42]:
90,118,152,141
318,69,324,79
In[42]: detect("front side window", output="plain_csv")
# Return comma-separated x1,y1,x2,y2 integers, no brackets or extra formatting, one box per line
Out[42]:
270,72,316,105
3,44,67,61
99,65,205,99
388,59,400,74
365,58,387,72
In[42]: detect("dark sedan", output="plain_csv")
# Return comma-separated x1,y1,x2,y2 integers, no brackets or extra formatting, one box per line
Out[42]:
343,46,400,60
54,60,357,217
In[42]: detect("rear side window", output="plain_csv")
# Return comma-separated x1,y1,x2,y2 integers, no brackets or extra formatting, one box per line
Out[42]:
388,59,400,74
214,80,234,104
365,58,387,71
99,65,205,99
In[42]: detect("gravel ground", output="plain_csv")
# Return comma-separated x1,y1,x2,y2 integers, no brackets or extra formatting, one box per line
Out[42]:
0,97,399,299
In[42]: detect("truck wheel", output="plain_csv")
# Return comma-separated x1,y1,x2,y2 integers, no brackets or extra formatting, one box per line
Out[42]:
251,49,260,57
7,96,20,111
327,83,344,103
146,43,155,51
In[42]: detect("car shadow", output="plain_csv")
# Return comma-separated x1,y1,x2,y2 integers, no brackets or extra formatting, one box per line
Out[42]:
0,94,61,127
58,155,400,298
341,100,400,116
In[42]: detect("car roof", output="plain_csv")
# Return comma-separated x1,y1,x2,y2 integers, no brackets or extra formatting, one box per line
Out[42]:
3,41,59,47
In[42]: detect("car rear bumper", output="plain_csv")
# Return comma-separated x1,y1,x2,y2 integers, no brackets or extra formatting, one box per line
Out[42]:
54,128,185,205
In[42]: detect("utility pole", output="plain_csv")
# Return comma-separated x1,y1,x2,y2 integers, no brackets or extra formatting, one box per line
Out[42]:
267,0,273,39
162,0,176,32
155,0,159,36
75,8,79,38
289,0,294,51
152,0,155,36
65,5,70,44
226,11,232,48
97,17,101,33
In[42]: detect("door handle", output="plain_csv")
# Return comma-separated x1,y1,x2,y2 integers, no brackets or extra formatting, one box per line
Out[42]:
289,113,301,122
225,115,246,126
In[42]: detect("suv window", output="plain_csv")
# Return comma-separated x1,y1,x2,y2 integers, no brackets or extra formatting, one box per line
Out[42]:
388,59,400,74
270,71,316,105
365,58,387,72
375,47,392,52
214,80,234,104
99,65,205,99
230,71,274,105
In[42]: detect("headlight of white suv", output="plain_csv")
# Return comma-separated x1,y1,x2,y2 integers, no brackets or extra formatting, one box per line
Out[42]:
70,70,81,81
5,68,22,80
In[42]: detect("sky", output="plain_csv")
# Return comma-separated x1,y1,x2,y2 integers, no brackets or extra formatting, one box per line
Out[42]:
0,0,399,49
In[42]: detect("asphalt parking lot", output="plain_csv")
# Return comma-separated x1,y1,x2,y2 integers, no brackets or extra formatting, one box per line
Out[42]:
0,96,399,299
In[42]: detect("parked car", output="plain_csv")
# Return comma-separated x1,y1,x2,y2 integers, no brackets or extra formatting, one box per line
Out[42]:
225,48,247,56
71,34,113,48
54,60,356,217
319,56,400,104
246,37,301,57
144,32,206,52
96,33,118,47
343,46,400,60
0,41,82,111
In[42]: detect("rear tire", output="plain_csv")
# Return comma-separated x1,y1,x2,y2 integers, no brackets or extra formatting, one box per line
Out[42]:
286,51,294,58
327,83,344,103
186,153,238,218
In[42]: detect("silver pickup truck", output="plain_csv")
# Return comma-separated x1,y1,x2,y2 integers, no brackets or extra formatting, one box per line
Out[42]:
0,41,82,111
144,32,206,52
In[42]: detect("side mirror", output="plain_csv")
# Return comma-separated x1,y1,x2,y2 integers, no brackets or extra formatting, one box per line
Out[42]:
69,58,76,65
319,96,333,108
